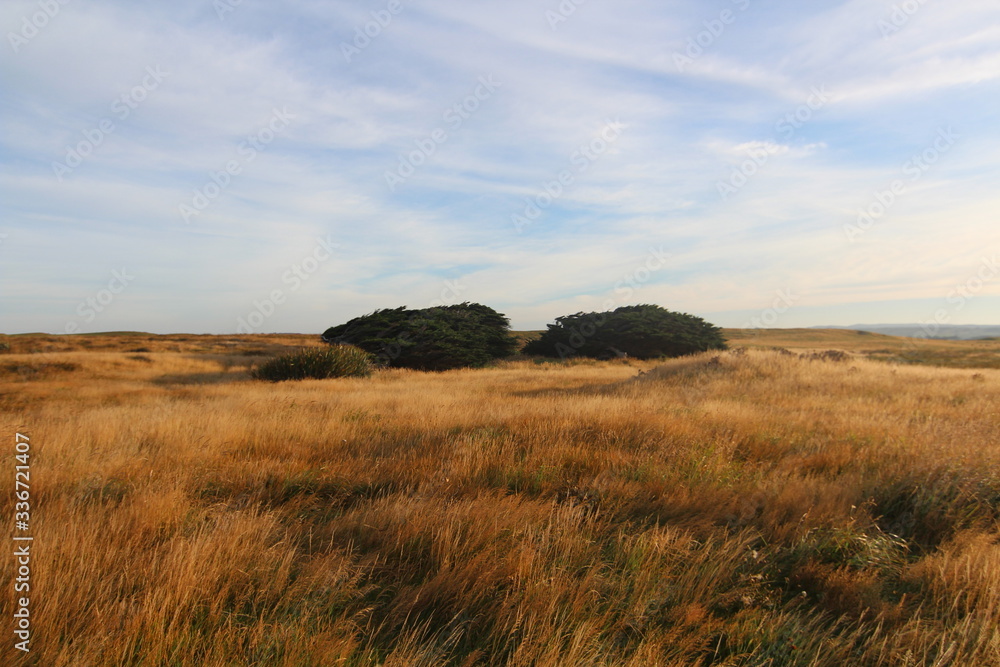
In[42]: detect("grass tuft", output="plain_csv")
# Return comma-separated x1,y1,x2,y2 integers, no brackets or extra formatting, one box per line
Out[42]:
251,345,374,382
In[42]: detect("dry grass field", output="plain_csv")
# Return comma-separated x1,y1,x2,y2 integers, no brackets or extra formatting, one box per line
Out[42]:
725,328,1000,370
1,331,999,665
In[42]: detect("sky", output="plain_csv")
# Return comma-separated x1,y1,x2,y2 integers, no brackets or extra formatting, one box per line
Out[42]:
2,0,999,335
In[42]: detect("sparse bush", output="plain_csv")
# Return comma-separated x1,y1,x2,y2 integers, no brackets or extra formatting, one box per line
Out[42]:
525,304,727,359
1,360,80,380
803,350,850,362
251,345,373,382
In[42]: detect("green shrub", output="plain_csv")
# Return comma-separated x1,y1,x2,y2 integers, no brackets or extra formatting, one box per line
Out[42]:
322,302,518,371
251,345,374,382
524,304,727,360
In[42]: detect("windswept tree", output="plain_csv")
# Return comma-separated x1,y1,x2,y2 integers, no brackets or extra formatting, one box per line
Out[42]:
322,302,518,371
524,304,726,359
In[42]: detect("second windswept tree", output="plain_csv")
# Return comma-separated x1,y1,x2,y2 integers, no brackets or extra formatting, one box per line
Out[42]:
524,304,726,359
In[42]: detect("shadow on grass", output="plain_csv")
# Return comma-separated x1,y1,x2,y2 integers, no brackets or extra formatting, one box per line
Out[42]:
153,371,250,385
512,354,732,400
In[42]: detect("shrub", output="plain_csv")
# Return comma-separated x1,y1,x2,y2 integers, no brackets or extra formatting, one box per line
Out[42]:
251,345,374,382
802,350,850,362
322,302,518,371
524,304,727,360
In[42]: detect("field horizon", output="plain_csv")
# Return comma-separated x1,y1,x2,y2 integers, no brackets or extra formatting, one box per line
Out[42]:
4,327,1000,370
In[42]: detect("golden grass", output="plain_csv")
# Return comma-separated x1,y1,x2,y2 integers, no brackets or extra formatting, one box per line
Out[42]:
725,327,1000,369
1,334,999,665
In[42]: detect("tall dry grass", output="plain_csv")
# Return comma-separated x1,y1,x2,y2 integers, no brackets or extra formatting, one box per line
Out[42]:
1,341,998,665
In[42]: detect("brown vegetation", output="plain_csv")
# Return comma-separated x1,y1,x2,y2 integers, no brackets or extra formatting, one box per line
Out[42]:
1,332,998,665
725,327,1000,369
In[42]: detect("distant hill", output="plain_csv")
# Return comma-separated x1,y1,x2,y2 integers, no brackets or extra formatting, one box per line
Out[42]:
814,324,1000,340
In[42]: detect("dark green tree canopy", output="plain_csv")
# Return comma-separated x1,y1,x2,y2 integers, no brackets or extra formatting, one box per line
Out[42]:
322,302,518,371
524,304,726,360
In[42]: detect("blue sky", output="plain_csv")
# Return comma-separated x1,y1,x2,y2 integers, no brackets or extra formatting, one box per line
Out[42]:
2,0,999,334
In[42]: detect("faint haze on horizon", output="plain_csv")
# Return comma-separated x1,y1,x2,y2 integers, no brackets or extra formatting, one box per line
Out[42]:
2,0,999,335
